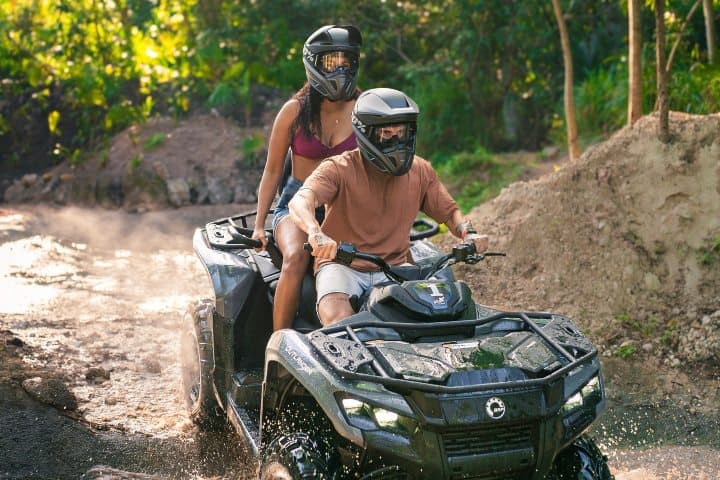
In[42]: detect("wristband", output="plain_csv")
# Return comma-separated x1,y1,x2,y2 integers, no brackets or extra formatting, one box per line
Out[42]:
456,220,475,239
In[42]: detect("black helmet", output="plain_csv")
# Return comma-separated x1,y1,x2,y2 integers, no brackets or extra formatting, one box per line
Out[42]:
303,25,362,101
351,88,419,176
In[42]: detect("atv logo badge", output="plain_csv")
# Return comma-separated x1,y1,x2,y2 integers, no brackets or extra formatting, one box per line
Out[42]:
485,397,506,420
415,282,448,306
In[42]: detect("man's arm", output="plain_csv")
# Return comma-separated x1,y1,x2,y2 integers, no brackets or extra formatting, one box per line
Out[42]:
445,209,489,253
288,187,337,259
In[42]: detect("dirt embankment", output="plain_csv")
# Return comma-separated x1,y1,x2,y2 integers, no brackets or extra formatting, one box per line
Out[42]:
457,113,720,366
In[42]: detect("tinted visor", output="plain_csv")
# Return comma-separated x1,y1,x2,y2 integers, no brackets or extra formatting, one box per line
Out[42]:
318,51,359,74
368,122,416,152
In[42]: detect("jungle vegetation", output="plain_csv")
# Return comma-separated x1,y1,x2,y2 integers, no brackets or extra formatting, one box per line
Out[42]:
1,0,718,177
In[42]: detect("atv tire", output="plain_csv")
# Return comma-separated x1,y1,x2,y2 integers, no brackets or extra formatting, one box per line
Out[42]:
546,435,614,480
259,433,330,480
180,299,222,431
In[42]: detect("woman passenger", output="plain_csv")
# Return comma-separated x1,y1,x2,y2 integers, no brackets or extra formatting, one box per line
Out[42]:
251,25,362,331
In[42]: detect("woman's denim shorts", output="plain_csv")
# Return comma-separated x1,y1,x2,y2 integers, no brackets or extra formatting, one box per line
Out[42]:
272,176,325,234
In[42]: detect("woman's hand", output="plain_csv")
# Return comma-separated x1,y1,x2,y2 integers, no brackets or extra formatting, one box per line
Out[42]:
251,226,268,252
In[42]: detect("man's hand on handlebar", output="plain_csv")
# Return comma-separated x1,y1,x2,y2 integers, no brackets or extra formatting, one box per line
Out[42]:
465,232,489,254
308,230,337,259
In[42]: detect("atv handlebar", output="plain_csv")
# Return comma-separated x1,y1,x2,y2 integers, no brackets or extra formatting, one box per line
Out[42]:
304,241,505,283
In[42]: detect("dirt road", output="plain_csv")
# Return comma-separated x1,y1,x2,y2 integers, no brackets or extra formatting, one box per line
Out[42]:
0,205,718,479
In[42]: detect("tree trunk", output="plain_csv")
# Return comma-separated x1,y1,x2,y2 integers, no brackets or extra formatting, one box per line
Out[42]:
628,0,643,125
656,0,670,143
551,0,580,161
704,0,717,64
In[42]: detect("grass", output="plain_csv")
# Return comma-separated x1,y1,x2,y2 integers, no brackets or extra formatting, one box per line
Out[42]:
434,147,528,213
698,236,720,266
143,133,167,151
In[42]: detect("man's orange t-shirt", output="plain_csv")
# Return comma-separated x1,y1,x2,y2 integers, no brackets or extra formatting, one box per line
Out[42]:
303,149,459,272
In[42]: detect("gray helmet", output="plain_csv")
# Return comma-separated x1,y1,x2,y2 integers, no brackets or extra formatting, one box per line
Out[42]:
302,25,362,101
351,88,419,176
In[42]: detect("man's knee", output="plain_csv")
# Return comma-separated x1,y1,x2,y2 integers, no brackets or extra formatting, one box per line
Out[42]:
317,293,353,325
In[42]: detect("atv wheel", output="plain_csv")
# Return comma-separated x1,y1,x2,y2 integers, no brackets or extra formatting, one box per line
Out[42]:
546,435,614,480
259,433,330,480
179,299,222,430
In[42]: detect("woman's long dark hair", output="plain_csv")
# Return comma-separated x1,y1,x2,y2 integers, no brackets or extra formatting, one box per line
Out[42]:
290,83,361,141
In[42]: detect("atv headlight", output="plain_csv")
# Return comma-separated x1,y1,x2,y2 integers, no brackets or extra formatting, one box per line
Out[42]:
342,398,369,415
339,396,415,434
373,408,399,428
562,375,602,414
561,391,583,414
372,408,415,434
581,376,600,397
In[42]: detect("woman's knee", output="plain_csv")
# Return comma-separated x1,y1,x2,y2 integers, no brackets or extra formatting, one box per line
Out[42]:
280,246,310,274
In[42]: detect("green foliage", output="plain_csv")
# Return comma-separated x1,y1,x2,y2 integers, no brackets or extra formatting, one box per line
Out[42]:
129,154,143,171
436,146,524,212
240,132,265,168
1,0,718,178
698,236,720,266
143,133,167,151
614,344,636,359
660,323,676,346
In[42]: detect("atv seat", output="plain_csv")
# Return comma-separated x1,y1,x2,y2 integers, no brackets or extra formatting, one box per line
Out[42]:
251,249,322,332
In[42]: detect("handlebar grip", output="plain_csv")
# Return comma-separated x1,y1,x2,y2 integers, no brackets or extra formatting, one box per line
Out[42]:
227,225,263,248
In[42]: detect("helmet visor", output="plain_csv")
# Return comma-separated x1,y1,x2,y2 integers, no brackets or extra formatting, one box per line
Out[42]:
368,122,416,152
318,51,359,74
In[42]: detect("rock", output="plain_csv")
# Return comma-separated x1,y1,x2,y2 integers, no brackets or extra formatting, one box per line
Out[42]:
41,175,60,194
85,367,111,383
152,161,169,180
642,342,653,352
643,272,662,291
21,173,38,187
21,377,78,411
701,315,712,326
206,176,234,204
166,178,190,207
146,359,162,374
59,173,75,183
189,178,209,204
233,182,256,204
3,181,28,203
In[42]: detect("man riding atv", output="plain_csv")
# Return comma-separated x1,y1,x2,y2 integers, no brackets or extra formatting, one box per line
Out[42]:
289,87,488,326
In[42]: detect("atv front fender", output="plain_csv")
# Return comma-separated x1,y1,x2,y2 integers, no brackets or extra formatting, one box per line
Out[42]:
262,329,414,448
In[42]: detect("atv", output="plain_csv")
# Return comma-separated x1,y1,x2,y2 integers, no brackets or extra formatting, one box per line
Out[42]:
180,210,613,479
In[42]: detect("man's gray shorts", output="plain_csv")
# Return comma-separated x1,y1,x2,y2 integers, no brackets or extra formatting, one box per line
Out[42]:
315,263,394,306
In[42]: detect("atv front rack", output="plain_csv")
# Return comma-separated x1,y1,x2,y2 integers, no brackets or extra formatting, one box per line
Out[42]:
309,311,598,394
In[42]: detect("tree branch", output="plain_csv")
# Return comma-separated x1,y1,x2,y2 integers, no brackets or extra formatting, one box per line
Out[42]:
666,0,701,75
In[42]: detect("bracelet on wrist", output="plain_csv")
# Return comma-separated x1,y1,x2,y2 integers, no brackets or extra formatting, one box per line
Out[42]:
455,220,471,236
